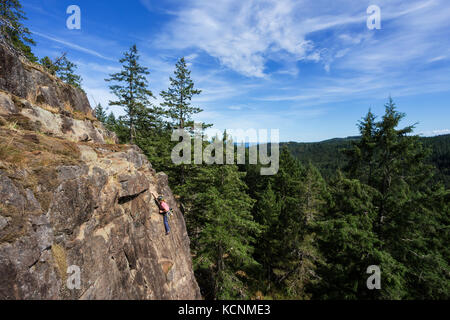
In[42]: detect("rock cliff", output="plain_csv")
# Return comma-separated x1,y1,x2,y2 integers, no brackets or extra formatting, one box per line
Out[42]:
0,42,201,299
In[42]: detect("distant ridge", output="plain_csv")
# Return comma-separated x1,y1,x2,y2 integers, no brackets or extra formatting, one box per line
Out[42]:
281,134,450,188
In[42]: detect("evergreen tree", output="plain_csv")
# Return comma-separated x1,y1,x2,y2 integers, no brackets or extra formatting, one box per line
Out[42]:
160,57,203,130
181,136,262,299
253,180,281,288
0,0,37,61
93,103,107,123
39,56,58,75
131,104,171,171
343,98,450,298
55,54,82,89
104,111,128,143
314,173,407,299
300,162,328,224
271,149,327,298
345,109,377,185
187,164,261,299
160,57,210,186
250,148,326,299
114,115,133,144
105,111,116,131
106,44,159,144
373,100,449,298
39,53,83,89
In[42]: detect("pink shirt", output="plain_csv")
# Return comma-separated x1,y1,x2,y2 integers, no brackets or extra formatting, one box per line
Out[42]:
160,201,170,212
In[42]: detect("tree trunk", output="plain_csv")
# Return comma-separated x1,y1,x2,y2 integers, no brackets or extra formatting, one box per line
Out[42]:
129,69,134,144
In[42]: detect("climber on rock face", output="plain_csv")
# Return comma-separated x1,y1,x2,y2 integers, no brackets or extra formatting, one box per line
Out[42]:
152,193,171,235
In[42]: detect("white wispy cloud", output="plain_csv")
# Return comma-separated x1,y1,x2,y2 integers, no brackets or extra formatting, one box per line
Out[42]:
243,0,450,105
31,31,116,61
428,56,447,63
228,106,242,110
154,0,329,77
419,129,450,136
152,0,450,89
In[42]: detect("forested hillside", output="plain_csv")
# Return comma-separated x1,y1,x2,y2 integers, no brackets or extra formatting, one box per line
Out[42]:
283,134,450,188
422,135,450,187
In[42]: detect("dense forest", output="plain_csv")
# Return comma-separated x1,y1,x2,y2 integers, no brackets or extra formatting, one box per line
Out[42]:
3,0,449,300
283,134,450,188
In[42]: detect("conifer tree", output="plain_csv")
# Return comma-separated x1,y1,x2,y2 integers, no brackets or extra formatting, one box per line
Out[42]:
0,0,37,61
253,181,281,286
343,98,450,298
39,56,58,75
188,164,261,299
300,162,328,224
266,147,304,295
39,53,83,89
105,111,116,130
131,104,170,171
94,103,107,123
160,57,203,130
106,44,158,144
255,148,326,298
55,54,82,89
159,57,210,186
314,173,407,299
181,137,262,299
103,111,130,145
345,109,377,185
373,99,449,298
104,111,128,143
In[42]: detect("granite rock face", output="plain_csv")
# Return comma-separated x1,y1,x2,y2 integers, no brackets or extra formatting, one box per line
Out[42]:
0,43,201,300
0,43,115,144
0,43,90,115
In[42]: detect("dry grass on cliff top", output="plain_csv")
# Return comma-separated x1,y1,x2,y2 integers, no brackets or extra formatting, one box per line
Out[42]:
51,243,68,282
0,126,81,169
0,125,83,212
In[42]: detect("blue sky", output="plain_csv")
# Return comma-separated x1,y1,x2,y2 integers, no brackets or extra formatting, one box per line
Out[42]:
22,0,450,142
